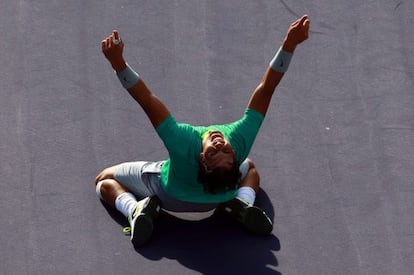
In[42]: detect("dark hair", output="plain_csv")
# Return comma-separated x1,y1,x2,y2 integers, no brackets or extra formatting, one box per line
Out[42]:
198,158,241,194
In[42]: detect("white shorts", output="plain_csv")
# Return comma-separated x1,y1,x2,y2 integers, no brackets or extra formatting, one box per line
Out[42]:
113,161,219,212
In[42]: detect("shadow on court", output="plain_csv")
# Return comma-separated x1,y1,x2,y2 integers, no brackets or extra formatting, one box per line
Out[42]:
102,189,281,275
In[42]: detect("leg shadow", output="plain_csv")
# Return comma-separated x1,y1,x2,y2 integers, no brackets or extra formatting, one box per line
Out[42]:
101,189,282,274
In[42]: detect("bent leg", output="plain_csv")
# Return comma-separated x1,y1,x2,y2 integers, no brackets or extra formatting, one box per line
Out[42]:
95,165,128,207
216,158,273,235
94,163,161,247
96,178,128,208
237,158,260,205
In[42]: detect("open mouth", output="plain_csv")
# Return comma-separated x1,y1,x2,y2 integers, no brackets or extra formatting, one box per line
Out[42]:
210,131,223,142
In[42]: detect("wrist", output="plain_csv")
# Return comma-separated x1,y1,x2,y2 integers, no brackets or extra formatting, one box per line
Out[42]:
282,39,296,53
116,63,140,89
111,58,127,72
269,47,293,73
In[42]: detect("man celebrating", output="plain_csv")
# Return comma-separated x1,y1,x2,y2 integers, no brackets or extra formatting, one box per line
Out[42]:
95,15,310,247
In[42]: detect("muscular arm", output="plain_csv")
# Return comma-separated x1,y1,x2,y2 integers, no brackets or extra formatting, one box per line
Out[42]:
125,79,170,128
102,31,170,128
246,66,283,117
247,15,310,117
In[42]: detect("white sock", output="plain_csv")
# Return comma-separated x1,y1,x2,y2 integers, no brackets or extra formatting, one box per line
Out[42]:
236,186,256,206
115,192,138,218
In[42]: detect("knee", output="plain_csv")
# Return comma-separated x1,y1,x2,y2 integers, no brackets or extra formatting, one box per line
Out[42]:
239,165,260,193
96,179,117,193
95,166,117,184
95,178,127,206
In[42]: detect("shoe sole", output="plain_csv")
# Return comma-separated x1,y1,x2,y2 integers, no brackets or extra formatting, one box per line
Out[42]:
130,197,161,247
131,215,154,247
243,206,273,235
218,199,273,235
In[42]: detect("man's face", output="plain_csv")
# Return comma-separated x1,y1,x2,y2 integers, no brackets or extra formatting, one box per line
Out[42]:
200,131,235,171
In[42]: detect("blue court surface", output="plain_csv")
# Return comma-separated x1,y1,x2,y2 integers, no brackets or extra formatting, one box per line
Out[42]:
1,1,413,274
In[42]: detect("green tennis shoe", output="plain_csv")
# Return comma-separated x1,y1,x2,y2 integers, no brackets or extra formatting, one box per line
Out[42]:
217,198,273,235
126,196,161,247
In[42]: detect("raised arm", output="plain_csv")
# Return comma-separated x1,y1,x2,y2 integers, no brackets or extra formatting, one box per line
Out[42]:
247,15,310,116
101,31,170,128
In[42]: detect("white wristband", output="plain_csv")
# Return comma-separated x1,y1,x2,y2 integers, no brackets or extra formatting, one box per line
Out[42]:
269,47,293,73
116,63,140,89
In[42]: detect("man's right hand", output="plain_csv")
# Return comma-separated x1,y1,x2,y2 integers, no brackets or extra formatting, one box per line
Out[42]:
101,30,127,72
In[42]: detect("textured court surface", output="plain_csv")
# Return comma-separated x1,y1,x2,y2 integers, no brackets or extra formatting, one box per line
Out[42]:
1,1,413,274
